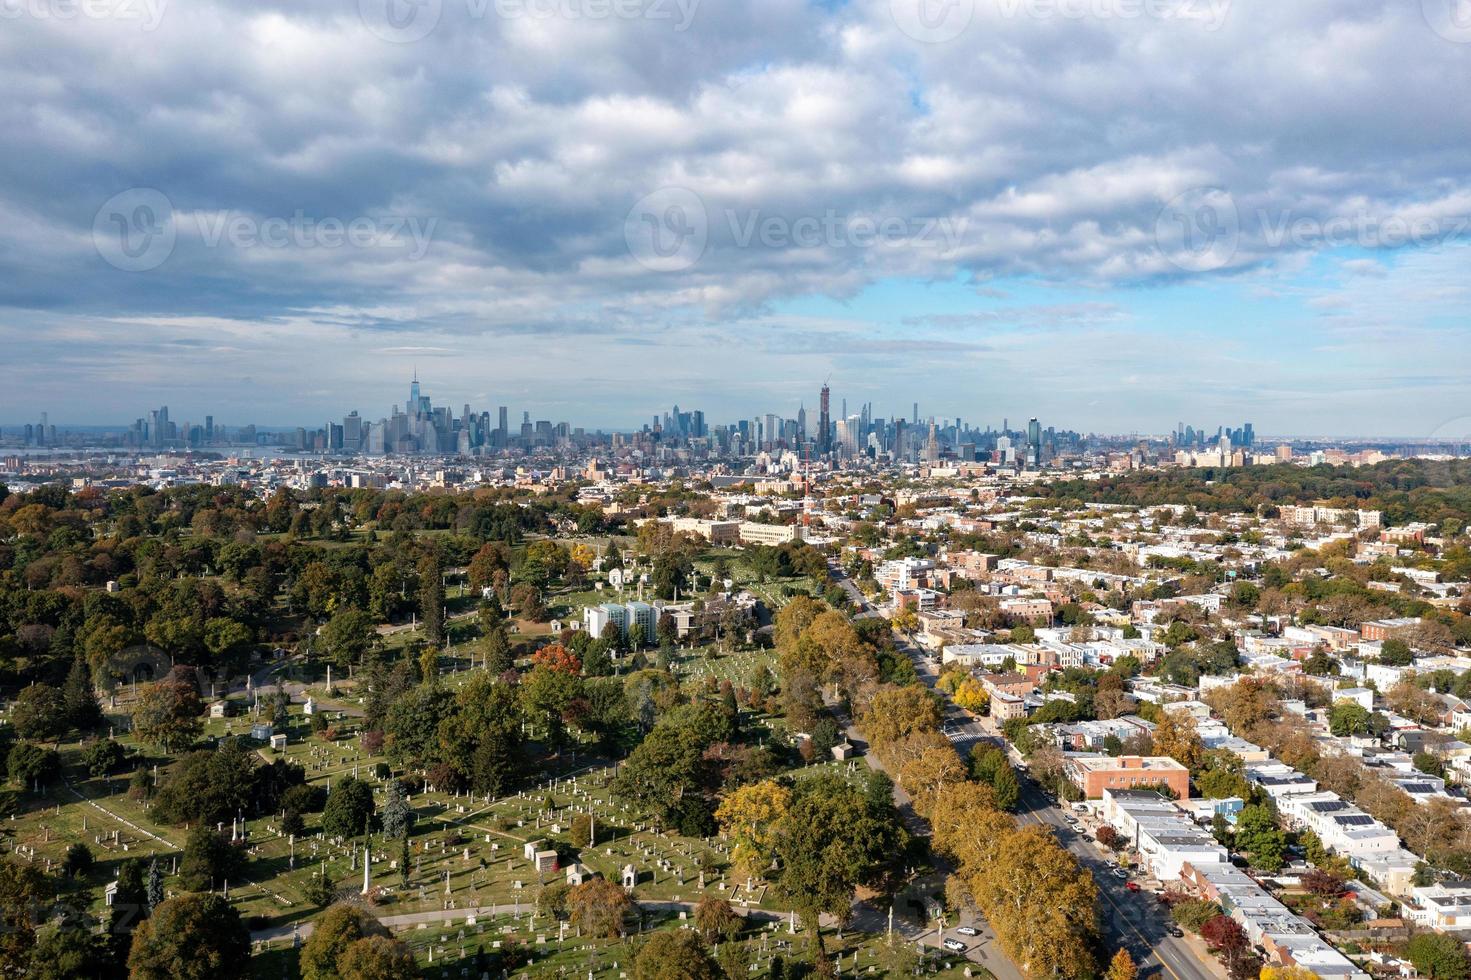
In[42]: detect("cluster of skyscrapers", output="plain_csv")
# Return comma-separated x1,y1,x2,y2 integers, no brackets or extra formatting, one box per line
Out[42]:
1173,421,1256,449
10,376,1089,464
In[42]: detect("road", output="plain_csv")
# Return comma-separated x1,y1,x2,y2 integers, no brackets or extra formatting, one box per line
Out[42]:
823,562,1221,980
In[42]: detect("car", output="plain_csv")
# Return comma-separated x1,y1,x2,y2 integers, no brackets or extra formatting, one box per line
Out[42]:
956,926,979,937
1167,926,1184,939
1112,867,1129,878
1125,881,1141,892
942,939,969,953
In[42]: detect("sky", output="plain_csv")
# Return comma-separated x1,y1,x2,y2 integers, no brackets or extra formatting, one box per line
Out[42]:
2,0,1470,437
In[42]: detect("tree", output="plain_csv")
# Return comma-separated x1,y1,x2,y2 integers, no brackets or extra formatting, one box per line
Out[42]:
1105,949,1137,980
566,877,633,938
336,935,418,980
1260,968,1320,980
321,608,376,669
62,653,103,731
146,859,165,912
633,930,720,980
380,780,413,840
419,552,445,647
860,685,942,756
0,857,53,973
1328,700,1373,737
1379,638,1414,666
80,738,128,778
770,774,905,957
28,918,109,980
300,903,391,980
1233,804,1286,871
1406,933,1471,980
322,776,376,839
481,622,513,674
1151,708,1204,770
1301,868,1346,897
694,897,742,944
131,678,204,752
127,894,249,980
7,742,59,789
1199,914,1248,962
62,842,93,879
715,780,792,881
10,684,69,742
991,764,1020,811
178,826,242,892
896,741,968,819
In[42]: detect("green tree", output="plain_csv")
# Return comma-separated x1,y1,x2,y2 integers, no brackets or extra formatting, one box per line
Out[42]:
1406,933,1471,980
10,684,68,742
322,777,376,840
419,552,445,647
380,780,413,840
62,654,103,731
633,930,720,980
7,742,59,789
178,826,242,892
131,678,204,752
0,857,54,973
1234,804,1286,871
28,918,109,980
126,894,249,980
770,773,905,957
320,609,376,669
481,622,513,674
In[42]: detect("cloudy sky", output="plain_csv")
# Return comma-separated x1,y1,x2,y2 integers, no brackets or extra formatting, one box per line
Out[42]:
2,0,1469,436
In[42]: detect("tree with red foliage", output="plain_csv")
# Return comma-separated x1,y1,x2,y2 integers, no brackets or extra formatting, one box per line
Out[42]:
1200,914,1246,954
1096,826,1120,850
1301,868,1347,898
1201,914,1251,975
531,644,582,676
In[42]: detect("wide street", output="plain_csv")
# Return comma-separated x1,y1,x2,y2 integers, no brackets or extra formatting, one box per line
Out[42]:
830,564,1223,980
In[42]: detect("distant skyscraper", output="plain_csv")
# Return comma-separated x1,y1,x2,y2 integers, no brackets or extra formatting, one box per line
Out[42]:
1026,417,1041,469
818,384,831,454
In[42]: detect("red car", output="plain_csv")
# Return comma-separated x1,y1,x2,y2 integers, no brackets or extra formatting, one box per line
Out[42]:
1125,881,1141,892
